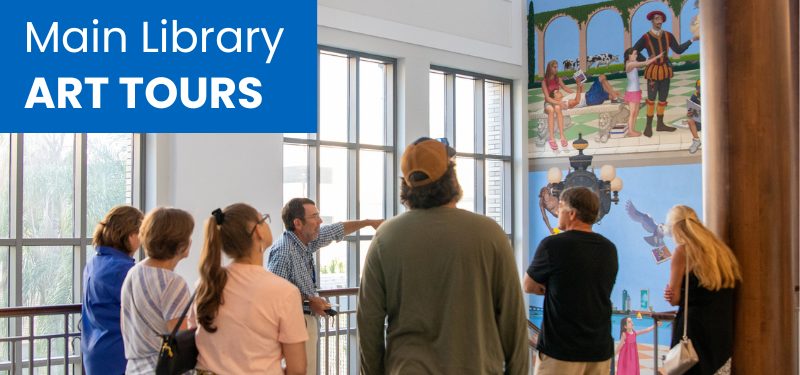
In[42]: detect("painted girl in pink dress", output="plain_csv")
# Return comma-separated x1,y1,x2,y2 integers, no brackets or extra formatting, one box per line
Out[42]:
615,316,662,375
623,48,664,137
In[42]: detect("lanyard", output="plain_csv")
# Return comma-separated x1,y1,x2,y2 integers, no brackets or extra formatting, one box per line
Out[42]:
306,252,316,285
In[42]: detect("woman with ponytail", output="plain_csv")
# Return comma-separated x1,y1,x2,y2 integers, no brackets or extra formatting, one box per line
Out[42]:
81,205,144,375
189,204,308,375
663,205,741,375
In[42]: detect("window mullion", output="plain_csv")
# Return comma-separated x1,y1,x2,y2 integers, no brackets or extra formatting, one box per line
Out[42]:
349,56,359,144
73,134,88,305
445,74,456,145
9,134,23,366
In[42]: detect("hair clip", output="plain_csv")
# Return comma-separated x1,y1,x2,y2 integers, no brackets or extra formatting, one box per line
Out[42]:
211,208,225,225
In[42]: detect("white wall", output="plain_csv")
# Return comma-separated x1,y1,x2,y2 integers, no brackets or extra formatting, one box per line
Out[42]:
320,0,513,47
145,133,284,288
319,0,523,65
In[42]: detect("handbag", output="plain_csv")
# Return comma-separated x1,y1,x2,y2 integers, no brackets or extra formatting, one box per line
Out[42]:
663,256,699,375
155,291,198,375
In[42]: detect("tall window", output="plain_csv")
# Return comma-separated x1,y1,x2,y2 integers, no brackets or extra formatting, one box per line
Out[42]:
0,133,143,370
284,48,396,290
429,67,513,237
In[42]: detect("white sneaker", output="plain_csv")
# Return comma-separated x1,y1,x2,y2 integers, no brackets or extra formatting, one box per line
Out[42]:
689,138,701,154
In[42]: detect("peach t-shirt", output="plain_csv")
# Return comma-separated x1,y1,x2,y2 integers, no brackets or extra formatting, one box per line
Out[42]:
188,263,308,374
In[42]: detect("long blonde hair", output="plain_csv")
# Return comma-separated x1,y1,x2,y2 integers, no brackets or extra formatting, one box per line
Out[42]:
668,205,742,290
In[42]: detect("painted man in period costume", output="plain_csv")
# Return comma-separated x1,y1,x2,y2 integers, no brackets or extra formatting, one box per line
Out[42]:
634,10,699,137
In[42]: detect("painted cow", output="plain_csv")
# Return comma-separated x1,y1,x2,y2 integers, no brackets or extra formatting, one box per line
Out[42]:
563,59,576,71
586,53,619,69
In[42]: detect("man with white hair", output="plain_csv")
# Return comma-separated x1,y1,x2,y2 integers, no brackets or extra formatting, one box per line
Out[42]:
525,187,619,375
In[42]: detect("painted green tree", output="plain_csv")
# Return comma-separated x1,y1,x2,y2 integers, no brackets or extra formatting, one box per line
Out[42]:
528,1,536,88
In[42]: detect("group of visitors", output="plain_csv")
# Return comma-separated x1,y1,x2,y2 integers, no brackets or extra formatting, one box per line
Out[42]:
81,199,382,375
81,136,737,375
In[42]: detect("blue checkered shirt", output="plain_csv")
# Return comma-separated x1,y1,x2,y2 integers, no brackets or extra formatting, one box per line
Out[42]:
267,222,345,313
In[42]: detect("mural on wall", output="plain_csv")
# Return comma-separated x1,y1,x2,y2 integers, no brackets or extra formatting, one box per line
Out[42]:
527,0,702,158
529,163,703,375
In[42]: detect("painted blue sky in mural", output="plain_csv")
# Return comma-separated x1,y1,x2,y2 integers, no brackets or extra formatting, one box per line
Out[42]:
530,0,700,75
528,163,703,314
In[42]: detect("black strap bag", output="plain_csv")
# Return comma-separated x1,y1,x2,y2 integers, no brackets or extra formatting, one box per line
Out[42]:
155,291,198,375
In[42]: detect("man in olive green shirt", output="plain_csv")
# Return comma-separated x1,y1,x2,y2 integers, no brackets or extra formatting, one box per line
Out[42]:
357,138,529,375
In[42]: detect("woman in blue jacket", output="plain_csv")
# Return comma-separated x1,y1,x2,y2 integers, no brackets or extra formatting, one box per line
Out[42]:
81,205,143,375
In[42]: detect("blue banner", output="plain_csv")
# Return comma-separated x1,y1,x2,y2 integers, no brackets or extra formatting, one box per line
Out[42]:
1,0,317,132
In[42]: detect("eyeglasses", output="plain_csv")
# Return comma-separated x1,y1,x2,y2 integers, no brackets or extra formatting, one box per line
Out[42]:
300,213,321,222
250,213,271,236
435,138,450,148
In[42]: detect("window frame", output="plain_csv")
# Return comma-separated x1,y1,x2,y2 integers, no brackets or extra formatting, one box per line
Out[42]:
429,65,514,239
283,46,397,289
0,133,145,308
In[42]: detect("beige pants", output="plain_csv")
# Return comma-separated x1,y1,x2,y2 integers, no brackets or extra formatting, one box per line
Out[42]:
304,314,319,375
534,352,611,375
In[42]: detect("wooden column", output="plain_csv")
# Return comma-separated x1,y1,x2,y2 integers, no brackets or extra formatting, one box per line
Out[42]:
703,0,799,373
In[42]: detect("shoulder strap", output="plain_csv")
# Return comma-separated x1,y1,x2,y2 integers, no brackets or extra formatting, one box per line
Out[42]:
682,255,690,340
168,290,197,339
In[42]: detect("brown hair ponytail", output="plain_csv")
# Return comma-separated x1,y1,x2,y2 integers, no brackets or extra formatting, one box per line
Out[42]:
195,203,260,333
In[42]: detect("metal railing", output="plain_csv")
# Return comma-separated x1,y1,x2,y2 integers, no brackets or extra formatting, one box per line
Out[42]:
0,304,82,375
527,319,540,374
318,288,359,375
0,291,548,375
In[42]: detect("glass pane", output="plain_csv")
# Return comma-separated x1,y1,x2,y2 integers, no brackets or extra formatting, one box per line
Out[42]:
320,53,349,143
359,150,384,236
283,144,309,208
87,133,133,234
455,157,475,212
0,247,7,368
359,240,371,278
485,159,505,229
485,81,504,156
319,147,348,226
0,247,7,307
319,241,347,290
22,246,73,306
359,59,386,145
429,72,446,140
23,134,75,238
0,134,8,238
455,77,475,153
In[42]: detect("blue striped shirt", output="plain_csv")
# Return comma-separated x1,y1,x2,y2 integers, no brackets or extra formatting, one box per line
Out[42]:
267,223,345,313
120,263,190,375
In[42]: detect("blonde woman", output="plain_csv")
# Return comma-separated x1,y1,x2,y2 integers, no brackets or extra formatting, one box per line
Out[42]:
663,205,740,375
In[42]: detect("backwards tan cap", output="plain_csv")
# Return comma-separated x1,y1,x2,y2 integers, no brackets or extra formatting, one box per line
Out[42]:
401,137,456,187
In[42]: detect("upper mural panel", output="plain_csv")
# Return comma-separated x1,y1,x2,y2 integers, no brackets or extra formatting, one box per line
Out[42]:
527,0,701,159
